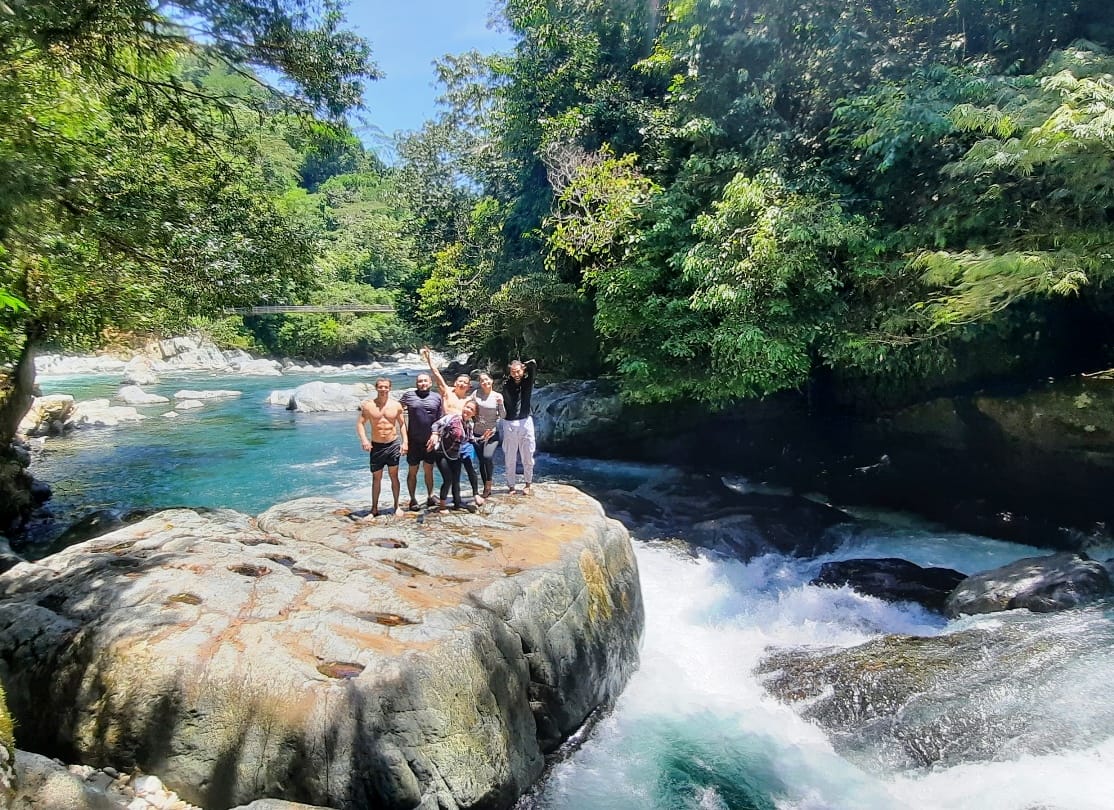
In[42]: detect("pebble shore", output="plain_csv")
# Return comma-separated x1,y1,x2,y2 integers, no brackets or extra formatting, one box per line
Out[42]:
53,760,201,810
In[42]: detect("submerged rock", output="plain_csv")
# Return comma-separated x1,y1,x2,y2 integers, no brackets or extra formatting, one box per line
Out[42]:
944,551,1111,617
0,484,643,810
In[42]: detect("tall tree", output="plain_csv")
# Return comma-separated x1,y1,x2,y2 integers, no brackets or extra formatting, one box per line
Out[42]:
0,0,378,524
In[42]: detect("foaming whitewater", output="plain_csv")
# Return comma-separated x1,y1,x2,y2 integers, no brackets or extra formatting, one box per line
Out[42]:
521,536,1114,810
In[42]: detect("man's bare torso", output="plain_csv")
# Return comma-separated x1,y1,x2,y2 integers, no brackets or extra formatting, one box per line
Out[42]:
442,391,467,415
362,397,403,443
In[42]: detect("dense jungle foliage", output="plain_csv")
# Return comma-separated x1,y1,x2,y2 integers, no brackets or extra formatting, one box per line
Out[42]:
4,0,1114,434
406,0,1114,407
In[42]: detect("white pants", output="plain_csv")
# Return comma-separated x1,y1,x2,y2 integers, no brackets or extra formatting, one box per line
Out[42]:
502,417,535,489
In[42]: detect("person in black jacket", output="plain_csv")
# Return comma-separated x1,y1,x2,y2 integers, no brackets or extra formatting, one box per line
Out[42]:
501,358,536,495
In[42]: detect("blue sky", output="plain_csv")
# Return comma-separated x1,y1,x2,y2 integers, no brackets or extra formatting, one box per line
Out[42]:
346,0,513,147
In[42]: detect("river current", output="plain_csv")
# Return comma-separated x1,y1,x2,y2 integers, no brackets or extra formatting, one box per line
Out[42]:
27,367,1114,810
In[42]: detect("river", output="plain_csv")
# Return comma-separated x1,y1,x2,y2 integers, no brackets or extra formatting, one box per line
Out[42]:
25,368,1114,810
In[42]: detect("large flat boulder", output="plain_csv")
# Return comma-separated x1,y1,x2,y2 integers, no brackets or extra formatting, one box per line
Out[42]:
0,485,642,810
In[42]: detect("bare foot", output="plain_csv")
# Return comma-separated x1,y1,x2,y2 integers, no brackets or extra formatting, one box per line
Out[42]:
475,495,485,507
522,485,532,496
394,507,404,517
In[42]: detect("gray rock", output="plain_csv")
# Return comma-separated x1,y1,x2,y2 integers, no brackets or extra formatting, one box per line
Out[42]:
157,337,230,371
0,485,643,810
122,357,161,386
11,751,120,810
758,606,1114,770
531,381,623,453
115,386,169,406
17,395,75,437
284,381,374,412
172,389,242,401
945,551,1112,617
70,399,146,428
812,558,967,612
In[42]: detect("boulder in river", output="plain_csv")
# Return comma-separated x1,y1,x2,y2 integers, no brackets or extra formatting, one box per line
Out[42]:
758,606,1114,771
70,400,145,429
282,381,375,413
172,389,242,401
944,551,1112,617
811,558,967,613
122,357,161,387
114,386,169,406
0,484,643,810
17,395,75,437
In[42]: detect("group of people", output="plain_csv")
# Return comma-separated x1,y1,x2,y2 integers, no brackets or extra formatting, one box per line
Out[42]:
355,348,537,516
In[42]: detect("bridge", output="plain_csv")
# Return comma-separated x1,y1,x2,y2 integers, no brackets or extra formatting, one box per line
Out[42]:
222,304,395,315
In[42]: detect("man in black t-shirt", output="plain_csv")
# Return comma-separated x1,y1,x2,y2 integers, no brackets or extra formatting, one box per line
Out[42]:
400,372,443,509
501,358,536,495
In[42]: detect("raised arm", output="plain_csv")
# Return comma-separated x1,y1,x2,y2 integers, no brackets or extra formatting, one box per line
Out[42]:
421,347,450,397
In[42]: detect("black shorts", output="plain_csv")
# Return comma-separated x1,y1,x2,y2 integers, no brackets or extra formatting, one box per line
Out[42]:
406,441,437,466
370,439,401,472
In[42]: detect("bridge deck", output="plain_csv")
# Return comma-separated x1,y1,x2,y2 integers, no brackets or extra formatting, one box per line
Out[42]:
223,305,395,315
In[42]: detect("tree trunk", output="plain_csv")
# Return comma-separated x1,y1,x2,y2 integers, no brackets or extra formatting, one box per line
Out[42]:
0,333,37,447
0,329,43,534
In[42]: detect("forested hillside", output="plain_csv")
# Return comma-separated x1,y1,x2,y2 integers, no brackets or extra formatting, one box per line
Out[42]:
400,0,1114,408
4,0,1114,421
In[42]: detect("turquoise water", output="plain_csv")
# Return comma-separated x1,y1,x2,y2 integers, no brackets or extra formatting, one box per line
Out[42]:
29,369,1114,810
33,370,400,520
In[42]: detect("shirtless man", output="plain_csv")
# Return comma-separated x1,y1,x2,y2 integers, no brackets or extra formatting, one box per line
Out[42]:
422,346,472,414
356,377,406,517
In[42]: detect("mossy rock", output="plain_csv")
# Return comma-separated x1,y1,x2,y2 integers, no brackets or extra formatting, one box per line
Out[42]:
975,378,1114,453
0,681,15,803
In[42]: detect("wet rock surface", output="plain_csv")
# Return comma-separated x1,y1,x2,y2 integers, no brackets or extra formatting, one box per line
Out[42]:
944,551,1112,617
0,485,643,810
758,606,1114,771
529,377,1114,547
576,470,853,561
812,558,967,613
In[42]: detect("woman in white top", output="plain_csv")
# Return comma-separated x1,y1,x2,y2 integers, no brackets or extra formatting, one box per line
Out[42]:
468,372,505,498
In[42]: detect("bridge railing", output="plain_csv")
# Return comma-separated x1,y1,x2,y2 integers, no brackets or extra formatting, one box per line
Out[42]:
222,305,395,315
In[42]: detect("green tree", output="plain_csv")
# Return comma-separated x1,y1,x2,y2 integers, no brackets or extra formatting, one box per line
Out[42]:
0,0,377,449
